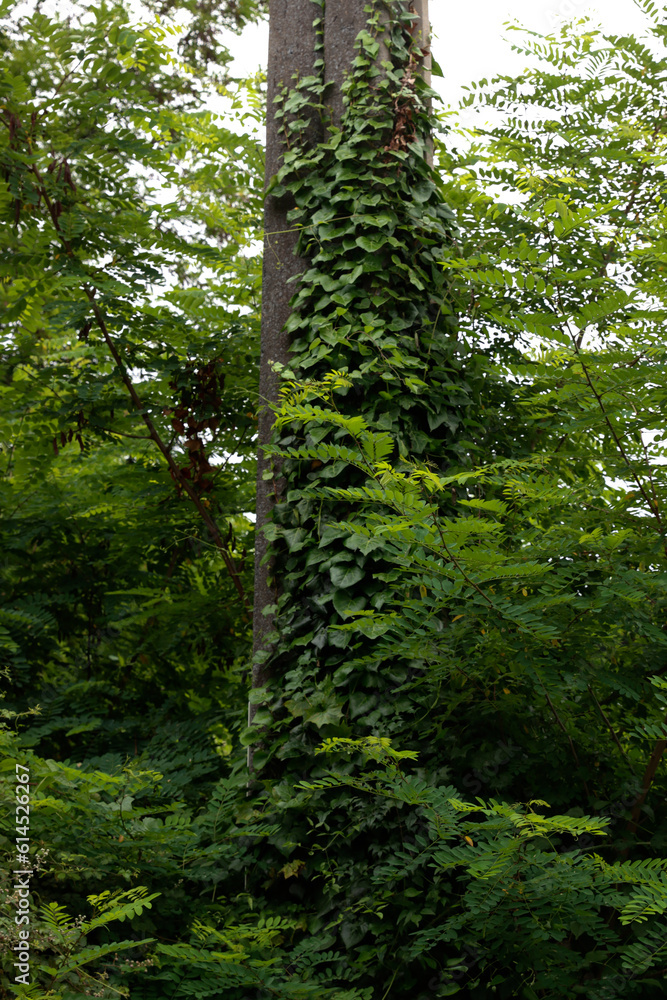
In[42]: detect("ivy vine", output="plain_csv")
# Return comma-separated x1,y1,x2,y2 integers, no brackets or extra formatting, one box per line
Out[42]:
244,4,533,993
250,0,523,761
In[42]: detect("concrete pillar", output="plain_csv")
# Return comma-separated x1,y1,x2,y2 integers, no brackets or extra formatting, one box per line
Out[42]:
252,0,430,691
411,0,431,86
323,1,372,123
252,0,319,688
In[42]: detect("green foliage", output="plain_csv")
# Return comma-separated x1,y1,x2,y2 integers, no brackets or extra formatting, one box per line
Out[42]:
5,0,667,997
0,0,261,724
244,2,667,997
0,0,264,995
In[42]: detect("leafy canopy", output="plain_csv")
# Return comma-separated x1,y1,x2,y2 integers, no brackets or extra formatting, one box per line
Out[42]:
3,0,667,998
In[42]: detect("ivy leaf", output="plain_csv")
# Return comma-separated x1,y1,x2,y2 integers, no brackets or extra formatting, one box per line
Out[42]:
332,590,367,618
330,563,366,588
304,704,343,727
356,235,388,253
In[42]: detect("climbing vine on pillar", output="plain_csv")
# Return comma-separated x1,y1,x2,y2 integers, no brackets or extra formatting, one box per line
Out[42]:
250,0,520,761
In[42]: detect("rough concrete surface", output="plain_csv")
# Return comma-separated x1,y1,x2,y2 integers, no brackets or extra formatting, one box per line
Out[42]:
252,0,318,682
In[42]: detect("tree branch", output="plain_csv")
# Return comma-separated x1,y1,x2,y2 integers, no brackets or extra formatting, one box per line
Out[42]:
29,161,251,613
587,682,633,768
542,685,591,799
626,717,667,841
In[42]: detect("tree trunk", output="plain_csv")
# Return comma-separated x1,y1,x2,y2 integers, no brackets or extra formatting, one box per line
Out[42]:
252,0,430,699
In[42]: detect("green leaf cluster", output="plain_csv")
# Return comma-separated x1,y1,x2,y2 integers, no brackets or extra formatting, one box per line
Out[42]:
5,0,667,998
246,3,667,997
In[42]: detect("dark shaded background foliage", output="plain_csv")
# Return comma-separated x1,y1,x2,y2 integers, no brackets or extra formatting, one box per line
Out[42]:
2,0,667,998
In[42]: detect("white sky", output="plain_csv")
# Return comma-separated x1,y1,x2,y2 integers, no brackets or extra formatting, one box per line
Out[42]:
224,0,651,107
430,0,649,102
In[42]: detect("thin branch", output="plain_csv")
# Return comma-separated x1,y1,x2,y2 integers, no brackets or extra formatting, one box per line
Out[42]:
28,160,251,613
108,430,152,441
542,685,591,799
573,349,662,530
586,682,633,768
542,202,663,532
86,293,250,612
553,432,569,454
626,715,667,840
430,513,495,609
